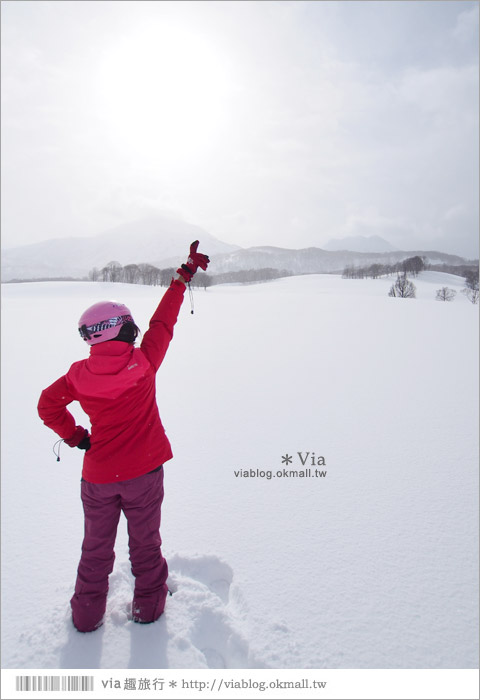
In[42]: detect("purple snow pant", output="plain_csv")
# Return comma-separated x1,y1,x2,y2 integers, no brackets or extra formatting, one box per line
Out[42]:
70,467,168,633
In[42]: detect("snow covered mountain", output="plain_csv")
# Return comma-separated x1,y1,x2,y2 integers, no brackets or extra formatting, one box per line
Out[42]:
207,245,472,275
1,214,240,281
1,217,475,282
323,235,397,253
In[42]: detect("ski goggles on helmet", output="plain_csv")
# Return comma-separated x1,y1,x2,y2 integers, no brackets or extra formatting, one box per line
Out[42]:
78,314,134,340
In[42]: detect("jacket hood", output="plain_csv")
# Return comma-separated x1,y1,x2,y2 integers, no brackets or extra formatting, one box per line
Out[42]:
68,342,151,399
87,341,135,375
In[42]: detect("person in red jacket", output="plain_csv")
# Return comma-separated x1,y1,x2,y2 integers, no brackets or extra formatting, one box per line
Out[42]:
38,241,209,632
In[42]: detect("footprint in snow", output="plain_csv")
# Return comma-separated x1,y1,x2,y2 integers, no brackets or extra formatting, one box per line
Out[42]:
165,553,262,669
167,553,234,603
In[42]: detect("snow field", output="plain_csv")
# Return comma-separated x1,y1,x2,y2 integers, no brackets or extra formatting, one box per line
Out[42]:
1,272,478,669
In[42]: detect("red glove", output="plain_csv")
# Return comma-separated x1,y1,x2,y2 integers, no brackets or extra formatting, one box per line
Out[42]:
177,241,210,283
64,426,90,450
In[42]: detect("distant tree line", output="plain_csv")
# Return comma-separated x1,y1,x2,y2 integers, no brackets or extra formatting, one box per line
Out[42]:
341,255,479,304
342,256,426,279
210,268,293,284
343,258,478,281
89,262,175,286
5,276,83,284
427,262,479,277
88,261,293,288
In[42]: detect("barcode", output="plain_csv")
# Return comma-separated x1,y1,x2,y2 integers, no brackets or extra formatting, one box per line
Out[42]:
15,676,94,691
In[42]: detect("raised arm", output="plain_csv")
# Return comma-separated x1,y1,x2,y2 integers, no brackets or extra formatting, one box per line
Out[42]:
141,241,210,371
140,279,186,371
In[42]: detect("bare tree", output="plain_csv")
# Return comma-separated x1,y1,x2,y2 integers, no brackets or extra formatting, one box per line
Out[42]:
464,269,479,290
401,256,426,277
436,287,457,302
160,267,176,286
191,272,213,290
462,269,479,304
367,263,385,279
123,264,140,284
342,265,365,279
101,261,123,282
462,287,479,304
137,263,161,285
388,274,416,298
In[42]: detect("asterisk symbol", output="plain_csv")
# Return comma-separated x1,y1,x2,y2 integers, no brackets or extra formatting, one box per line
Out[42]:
282,454,293,465
169,681,177,688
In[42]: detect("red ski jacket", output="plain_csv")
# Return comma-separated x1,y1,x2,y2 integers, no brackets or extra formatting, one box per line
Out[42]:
38,279,185,484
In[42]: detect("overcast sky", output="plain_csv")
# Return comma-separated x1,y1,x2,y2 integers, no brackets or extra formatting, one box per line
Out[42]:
1,0,479,257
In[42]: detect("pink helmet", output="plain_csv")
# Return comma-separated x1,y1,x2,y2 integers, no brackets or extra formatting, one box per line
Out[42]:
78,301,134,345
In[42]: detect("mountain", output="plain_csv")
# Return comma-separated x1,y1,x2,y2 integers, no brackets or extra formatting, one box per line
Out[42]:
2,216,475,282
1,214,240,281
207,245,471,275
323,235,397,253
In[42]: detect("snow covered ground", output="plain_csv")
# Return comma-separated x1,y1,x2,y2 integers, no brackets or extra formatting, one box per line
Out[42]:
1,271,478,670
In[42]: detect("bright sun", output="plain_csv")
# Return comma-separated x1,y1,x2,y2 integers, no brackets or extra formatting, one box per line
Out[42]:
96,23,231,164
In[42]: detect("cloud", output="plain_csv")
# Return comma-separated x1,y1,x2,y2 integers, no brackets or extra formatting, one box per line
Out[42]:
1,1,478,258
453,4,479,45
